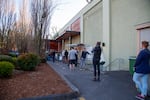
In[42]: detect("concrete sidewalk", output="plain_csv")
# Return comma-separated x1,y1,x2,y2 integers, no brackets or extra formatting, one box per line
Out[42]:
47,61,149,100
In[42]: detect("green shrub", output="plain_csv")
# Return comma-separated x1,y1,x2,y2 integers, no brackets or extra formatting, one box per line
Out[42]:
0,55,15,65
17,53,40,71
40,56,47,63
0,61,14,77
12,57,18,67
0,55,12,61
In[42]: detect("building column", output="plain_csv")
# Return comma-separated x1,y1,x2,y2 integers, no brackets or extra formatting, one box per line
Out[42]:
69,36,72,44
80,15,84,43
62,39,64,50
58,42,60,52
69,36,72,50
102,0,111,70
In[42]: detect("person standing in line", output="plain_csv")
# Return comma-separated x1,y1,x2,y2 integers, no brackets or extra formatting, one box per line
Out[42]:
62,50,65,63
52,50,56,63
68,47,77,70
64,50,68,63
133,41,150,100
92,42,102,81
80,47,90,69
75,48,78,67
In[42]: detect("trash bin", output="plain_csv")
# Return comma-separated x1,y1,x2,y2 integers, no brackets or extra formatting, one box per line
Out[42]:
129,56,136,74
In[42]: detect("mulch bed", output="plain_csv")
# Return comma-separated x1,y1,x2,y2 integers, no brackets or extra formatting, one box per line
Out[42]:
0,63,72,100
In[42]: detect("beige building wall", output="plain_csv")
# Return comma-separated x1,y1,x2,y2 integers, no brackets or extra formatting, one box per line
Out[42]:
72,35,80,44
83,2,103,46
57,0,150,71
110,0,150,70
62,35,80,50
64,39,69,50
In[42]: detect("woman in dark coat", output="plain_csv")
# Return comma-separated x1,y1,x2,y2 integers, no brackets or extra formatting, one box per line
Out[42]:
64,50,68,63
92,42,102,81
133,41,150,100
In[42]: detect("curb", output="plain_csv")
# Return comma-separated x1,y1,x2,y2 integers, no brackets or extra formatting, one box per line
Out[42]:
58,70,80,94
47,62,80,94
19,92,79,100
47,62,80,99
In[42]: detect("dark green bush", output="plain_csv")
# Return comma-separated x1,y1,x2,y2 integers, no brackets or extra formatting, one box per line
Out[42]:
17,53,40,71
12,57,18,67
0,55,12,61
0,61,15,77
40,56,47,63
0,55,15,65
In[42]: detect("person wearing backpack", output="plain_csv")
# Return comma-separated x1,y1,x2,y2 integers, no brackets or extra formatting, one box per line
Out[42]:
92,42,102,81
133,41,150,100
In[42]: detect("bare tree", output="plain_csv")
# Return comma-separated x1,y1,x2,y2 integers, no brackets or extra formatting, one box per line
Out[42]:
51,26,58,35
30,0,57,56
0,0,16,53
51,26,59,39
0,0,3,17
14,0,31,53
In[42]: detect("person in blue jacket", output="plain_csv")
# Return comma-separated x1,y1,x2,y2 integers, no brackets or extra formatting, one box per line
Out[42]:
133,41,150,100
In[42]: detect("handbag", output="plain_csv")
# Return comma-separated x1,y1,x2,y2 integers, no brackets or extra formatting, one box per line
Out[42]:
100,52,105,65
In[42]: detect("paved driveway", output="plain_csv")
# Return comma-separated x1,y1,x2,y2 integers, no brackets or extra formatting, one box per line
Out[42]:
47,61,149,100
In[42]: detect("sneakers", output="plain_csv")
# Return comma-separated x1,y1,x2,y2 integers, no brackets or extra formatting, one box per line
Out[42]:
97,77,100,81
135,94,145,100
92,77,100,81
92,77,96,81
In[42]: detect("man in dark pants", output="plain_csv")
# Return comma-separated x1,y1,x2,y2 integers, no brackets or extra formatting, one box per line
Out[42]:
92,42,102,81
52,50,56,62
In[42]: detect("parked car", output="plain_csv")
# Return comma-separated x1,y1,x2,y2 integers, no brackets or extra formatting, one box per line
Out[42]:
9,50,19,57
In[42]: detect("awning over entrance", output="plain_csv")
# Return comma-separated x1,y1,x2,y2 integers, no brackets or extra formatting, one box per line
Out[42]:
55,31,80,41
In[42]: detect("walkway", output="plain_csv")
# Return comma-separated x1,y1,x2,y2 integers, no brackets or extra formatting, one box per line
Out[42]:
47,61,140,100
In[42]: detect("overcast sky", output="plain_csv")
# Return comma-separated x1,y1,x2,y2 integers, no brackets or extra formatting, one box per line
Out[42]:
51,0,87,31
14,0,88,36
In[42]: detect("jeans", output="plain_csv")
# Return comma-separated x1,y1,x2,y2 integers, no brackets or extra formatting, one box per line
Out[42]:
93,60,100,78
80,58,86,68
133,72,149,96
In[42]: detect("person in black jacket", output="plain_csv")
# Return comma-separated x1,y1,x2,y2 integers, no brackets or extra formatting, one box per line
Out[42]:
64,50,68,63
92,42,102,81
133,41,150,100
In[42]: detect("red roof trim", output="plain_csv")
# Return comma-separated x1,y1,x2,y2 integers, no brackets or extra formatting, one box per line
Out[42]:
55,31,80,41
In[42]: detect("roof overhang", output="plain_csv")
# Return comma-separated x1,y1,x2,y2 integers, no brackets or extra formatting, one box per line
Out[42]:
55,31,80,41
